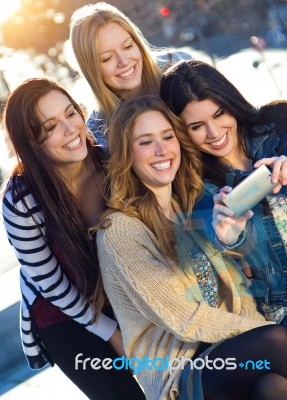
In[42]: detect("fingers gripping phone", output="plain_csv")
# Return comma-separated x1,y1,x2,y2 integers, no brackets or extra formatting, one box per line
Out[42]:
222,165,277,216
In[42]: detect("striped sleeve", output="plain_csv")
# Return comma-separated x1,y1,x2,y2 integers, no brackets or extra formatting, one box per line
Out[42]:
2,188,117,342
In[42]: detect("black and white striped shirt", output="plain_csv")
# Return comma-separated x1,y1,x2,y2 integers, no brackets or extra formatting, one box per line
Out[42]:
2,177,116,369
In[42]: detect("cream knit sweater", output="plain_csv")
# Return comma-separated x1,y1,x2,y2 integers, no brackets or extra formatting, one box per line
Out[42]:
97,212,272,400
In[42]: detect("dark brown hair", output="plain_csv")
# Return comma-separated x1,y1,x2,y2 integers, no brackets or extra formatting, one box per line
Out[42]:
3,77,104,314
160,59,287,187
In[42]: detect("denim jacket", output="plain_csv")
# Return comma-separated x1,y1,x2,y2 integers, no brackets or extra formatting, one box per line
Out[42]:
194,124,287,307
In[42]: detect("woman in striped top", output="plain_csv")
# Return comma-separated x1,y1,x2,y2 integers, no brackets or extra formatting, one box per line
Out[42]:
1,77,145,399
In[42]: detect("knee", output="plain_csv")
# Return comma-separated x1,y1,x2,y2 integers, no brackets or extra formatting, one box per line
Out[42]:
251,373,287,400
258,325,287,348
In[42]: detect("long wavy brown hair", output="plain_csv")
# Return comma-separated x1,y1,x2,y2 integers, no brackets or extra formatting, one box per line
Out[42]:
100,95,203,261
2,77,105,317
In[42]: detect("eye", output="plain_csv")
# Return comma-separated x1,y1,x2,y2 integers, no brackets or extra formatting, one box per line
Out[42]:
124,39,134,50
45,124,57,133
189,124,202,131
214,108,225,118
67,111,77,118
163,134,174,140
101,55,112,63
139,140,152,145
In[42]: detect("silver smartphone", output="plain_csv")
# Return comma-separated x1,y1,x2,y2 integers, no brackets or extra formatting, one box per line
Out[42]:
222,164,277,216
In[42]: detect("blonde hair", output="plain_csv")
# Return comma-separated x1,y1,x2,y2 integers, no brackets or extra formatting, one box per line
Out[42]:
101,95,203,261
70,2,162,119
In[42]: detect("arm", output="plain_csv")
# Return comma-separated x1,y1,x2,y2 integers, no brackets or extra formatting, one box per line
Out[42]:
108,329,126,357
213,155,287,246
212,186,253,246
2,189,116,341
98,214,271,345
193,190,248,251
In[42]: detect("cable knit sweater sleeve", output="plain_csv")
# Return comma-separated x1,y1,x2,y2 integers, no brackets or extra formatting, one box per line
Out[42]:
97,213,272,345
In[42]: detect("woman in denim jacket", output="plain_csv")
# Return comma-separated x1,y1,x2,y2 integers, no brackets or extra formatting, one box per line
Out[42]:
69,2,191,152
160,59,287,325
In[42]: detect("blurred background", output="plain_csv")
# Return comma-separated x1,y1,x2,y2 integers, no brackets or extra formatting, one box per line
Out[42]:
0,0,287,399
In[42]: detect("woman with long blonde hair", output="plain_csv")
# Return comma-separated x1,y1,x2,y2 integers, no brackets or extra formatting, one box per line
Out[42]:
70,2,191,150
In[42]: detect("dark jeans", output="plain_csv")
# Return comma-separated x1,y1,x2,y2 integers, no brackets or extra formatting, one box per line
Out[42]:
39,320,145,400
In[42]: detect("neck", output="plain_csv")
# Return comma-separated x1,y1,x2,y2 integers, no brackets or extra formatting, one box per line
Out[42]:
225,152,251,171
120,86,142,101
153,186,175,221
224,139,251,171
58,158,88,192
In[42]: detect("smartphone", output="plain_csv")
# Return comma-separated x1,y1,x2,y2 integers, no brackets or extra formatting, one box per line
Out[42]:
222,164,277,216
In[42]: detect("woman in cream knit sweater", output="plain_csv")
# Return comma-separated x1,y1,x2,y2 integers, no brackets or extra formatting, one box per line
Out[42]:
96,95,287,400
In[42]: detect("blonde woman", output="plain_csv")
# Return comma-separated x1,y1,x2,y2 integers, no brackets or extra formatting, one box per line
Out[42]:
69,2,191,151
95,95,287,400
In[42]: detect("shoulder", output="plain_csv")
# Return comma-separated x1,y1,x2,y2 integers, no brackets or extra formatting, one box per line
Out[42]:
247,124,284,157
155,48,192,69
169,49,193,62
86,110,108,150
99,212,150,238
2,176,39,218
86,110,106,136
97,212,158,253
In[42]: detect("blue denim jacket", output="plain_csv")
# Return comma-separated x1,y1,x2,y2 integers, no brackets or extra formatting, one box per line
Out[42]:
194,124,287,307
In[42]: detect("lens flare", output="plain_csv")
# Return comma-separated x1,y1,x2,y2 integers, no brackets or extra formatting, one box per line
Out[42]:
0,0,21,23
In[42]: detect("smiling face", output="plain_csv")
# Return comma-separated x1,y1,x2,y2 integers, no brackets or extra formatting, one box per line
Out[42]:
97,22,143,97
36,90,88,170
132,110,181,197
180,99,239,162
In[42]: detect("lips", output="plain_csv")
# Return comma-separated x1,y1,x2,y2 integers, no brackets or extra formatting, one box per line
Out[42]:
208,133,228,149
151,160,172,170
117,66,136,79
63,135,81,150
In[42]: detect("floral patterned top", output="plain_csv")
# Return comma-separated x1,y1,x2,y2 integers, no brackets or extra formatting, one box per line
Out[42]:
268,194,287,245
260,194,287,323
188,244,219,307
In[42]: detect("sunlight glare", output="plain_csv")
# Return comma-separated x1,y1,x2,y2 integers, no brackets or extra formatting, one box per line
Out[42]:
0,0,21,23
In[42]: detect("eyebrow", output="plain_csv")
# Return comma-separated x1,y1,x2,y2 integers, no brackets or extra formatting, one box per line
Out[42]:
133,128,174,142
42,103,73,125
99,36,132,55
187,106,222,128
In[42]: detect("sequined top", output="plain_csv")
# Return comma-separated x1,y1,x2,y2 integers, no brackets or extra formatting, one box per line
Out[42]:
188,244,219,307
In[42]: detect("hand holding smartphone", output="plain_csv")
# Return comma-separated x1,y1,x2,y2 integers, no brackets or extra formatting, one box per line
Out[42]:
222,165,277,216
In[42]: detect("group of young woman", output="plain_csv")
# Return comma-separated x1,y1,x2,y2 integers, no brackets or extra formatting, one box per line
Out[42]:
1,2,287,399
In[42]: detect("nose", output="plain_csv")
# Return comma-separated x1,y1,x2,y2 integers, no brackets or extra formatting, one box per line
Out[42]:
116,52,129,67
206,122,219,138
63,120,75,136
154,140,167,156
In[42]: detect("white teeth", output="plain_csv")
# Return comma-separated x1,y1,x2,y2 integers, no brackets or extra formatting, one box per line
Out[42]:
210,133,227,147
119,67,134,77
64,136,81,149
152,161,171,170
